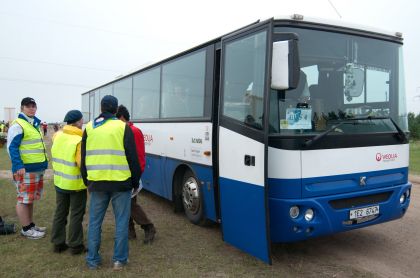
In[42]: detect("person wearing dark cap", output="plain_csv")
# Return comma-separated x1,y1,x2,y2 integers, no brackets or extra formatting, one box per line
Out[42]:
50,110,87,254
81,95,140,270
7,97,48,239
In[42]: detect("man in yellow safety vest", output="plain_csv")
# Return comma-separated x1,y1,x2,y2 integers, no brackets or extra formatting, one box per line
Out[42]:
7,97,48,240
81,95,140,270
51,110,87,255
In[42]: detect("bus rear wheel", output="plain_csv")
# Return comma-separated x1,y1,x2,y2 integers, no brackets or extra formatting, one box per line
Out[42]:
182,170,204,224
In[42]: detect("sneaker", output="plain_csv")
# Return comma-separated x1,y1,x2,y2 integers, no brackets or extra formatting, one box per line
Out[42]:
53,243,69,253
113,261,125,271
143,225,156,244
33,226,47,233
21,228,45,239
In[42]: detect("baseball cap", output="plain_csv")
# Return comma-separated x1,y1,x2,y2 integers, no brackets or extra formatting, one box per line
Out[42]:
21,97,36,106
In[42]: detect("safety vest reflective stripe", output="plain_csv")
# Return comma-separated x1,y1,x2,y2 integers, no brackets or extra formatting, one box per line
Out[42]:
86,150,125,156
20,139,43,145
86,165,130,171
20,149,45,154
54,170,82,180
52,158,77,167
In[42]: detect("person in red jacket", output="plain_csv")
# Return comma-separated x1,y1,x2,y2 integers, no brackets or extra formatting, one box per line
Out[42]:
116,105,156,243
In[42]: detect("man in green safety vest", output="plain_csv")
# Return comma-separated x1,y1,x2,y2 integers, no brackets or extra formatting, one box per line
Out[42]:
7,97,48,240
81,95,140,270
51,110,87,255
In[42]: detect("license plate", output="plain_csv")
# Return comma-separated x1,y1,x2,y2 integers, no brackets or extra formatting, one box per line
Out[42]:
349,205,379,220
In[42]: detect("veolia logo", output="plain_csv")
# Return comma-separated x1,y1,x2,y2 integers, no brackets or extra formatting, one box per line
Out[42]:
376,152,398,162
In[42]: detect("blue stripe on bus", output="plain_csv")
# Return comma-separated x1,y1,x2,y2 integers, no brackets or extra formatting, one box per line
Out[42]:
269,167,408,199
141,154,216,222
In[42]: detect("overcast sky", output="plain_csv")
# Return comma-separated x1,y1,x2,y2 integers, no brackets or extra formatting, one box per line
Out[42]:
0,0,419,122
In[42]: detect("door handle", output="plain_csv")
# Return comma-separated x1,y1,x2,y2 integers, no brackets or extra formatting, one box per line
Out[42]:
244,155,255,166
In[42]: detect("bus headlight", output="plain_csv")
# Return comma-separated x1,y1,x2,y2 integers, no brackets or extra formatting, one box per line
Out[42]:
289,206,300,219
400,193,406,204
406,189,410,198
304,208,314,221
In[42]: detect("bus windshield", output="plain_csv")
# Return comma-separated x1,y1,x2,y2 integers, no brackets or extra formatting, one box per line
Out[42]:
269,27,407,135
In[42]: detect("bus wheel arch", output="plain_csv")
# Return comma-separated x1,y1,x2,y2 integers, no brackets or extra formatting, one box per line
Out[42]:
172,165,205,225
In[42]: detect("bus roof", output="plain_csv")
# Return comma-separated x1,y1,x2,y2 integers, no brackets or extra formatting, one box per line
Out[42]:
82,14,403,96
273,14,402,39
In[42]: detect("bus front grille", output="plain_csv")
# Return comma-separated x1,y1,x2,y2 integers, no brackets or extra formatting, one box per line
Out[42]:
329,191,392,210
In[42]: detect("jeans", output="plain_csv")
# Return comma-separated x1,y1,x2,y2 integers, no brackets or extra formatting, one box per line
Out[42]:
86,190,131,267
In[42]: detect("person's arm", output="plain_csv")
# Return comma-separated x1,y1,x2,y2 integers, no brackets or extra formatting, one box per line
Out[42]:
75,142,81,168
136,128,146,173
6,124,25,174
123,125,140,189
80,130,88,185
131,125,145,174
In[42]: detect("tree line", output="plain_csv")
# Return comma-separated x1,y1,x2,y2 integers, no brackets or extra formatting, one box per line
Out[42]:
408,112,420,140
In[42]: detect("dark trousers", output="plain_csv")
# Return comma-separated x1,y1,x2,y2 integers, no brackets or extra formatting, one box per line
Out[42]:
51,189,87,247
129,195,152,231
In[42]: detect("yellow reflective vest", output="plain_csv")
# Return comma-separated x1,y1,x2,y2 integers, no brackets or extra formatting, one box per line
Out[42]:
85,119,131,181
13,118,47,164
51,128,86,191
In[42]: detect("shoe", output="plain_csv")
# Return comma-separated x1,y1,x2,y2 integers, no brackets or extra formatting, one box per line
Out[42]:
87,264,100,270
21,228,45,239
113,261,125,271
0,222,16,235
53,243,69,253
70,244,86,255
129,229,137,240
143,225,156,244
33,225,47,233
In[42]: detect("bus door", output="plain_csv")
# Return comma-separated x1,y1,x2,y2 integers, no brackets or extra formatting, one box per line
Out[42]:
218,24,272,264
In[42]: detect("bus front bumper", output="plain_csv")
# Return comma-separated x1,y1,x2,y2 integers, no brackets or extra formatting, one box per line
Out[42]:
269,182,411,243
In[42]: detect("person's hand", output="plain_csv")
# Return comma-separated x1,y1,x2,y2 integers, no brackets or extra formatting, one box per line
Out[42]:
15,168,25,178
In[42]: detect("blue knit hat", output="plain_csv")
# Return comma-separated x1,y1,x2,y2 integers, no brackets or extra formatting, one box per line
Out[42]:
63,110,83,124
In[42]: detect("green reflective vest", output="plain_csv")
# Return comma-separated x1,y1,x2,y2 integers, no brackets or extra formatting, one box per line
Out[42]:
51,131,86,191
14,118,47,164
85,119,131,181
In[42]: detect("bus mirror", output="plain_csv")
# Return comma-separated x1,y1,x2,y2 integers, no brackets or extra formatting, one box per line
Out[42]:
271,39,300,90
344,63,364,101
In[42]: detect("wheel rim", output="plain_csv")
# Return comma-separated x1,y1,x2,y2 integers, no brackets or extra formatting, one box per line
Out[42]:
182,177,200,214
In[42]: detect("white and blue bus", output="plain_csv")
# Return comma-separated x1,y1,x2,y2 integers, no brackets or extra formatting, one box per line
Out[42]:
82,15,411,264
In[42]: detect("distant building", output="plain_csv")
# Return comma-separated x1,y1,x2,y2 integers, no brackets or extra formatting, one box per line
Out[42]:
4,107,16,123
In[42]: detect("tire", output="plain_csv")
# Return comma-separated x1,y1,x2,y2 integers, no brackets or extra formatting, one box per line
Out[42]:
181,169,205,225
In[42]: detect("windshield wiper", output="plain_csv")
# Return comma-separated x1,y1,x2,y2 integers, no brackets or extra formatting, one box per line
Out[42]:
351,116,408,143
303,116,407,148
303,121,352,148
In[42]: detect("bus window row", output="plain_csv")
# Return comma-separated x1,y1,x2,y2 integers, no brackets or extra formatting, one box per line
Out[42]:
82,49,209,122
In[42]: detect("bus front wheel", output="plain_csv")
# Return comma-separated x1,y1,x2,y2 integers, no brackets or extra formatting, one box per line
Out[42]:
182,170,204,224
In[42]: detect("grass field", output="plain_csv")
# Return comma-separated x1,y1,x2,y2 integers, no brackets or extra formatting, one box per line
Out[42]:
409,140,420,174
